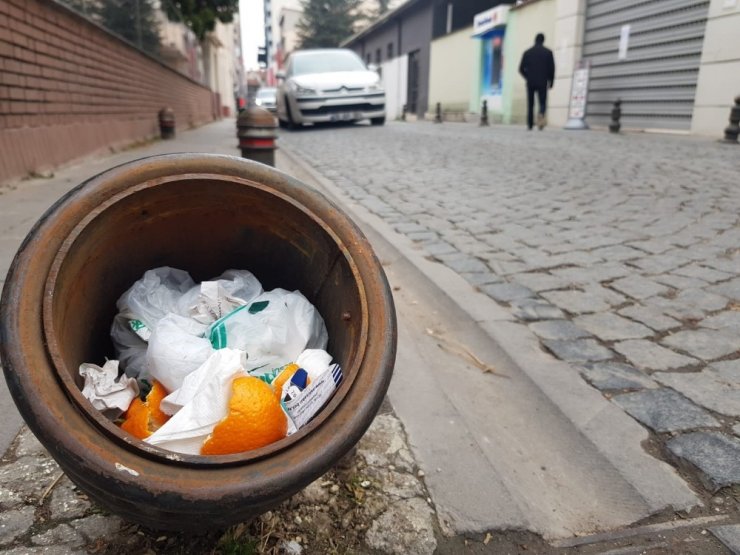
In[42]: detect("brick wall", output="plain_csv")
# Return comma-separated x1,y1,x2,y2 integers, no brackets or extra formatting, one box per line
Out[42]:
0,0,216,185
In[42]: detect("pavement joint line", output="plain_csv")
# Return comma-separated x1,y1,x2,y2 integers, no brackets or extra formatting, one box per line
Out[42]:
550,514,734,548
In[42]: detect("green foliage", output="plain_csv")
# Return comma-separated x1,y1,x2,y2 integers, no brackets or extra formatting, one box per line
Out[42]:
216,524,259,555
99,0,161,53
163,0,240,42
297,0,362,49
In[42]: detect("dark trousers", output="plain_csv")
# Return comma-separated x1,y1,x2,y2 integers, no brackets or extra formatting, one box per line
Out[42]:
527,83,548,129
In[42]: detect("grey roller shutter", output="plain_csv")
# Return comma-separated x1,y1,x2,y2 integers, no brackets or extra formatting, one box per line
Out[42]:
583,0,710,131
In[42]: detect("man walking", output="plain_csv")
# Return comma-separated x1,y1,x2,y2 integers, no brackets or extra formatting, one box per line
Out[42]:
519,33,555,130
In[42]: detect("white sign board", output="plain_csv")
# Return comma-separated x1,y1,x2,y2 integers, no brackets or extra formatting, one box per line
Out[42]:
568,62,590,120
473,5,509,36
618,25,631,60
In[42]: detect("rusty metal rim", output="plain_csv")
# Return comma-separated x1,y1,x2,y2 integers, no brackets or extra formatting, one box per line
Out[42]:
41,171,369,467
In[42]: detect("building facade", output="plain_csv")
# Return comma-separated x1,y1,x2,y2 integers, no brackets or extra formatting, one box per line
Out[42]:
550,0,740,135
343,0,434,119
344,0,516,120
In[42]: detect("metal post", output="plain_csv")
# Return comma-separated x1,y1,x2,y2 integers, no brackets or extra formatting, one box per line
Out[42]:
609,99,622,134
722,95,740,144
401,104,407,122
434,102,442,124
479,100,489,127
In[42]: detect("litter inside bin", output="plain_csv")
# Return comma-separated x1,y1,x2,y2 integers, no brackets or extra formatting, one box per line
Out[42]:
80,266,343,456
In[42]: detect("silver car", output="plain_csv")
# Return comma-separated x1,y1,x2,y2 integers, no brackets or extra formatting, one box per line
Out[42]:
277,49,385,128
255,87,277,112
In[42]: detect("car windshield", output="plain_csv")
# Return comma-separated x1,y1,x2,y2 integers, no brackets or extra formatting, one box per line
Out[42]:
291,51,366,76
257,88,276,99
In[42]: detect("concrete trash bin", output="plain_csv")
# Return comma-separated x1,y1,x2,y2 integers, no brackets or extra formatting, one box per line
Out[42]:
0,153,397,530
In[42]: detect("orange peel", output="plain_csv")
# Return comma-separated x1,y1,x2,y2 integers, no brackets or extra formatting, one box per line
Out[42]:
120,380,170,440
201,375,288,456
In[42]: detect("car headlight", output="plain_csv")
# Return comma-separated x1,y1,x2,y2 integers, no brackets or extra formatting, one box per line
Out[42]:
255,98,264,106
293,83,317,96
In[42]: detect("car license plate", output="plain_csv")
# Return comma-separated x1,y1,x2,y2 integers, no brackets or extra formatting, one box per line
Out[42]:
331,112,359,122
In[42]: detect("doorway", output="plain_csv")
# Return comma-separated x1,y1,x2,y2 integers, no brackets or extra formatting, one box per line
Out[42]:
407,49,420,115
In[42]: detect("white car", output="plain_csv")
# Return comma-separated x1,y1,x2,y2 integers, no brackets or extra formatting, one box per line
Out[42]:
277,49,385,128
255,87,277,112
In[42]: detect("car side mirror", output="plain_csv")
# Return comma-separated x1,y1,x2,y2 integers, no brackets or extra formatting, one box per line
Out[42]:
367,63,378,73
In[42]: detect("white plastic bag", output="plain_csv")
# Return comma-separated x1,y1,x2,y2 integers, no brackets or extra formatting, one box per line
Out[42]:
146,314,214,392
208,289,328,373
146,349,248,454
159,348,248,416
295,349,334,382
116,267,196,341
80,360,139,417
188,269,263,324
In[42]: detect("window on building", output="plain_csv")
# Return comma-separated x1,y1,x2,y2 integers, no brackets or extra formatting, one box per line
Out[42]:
387,42,393,59
375,48,381,64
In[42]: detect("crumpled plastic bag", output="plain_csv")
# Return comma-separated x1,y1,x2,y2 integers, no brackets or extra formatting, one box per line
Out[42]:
208,289,328,373
295,349,333,382
116,267,196,341
80,360,139,417
146,314,214,392
188,269,263,325
146,348,247,454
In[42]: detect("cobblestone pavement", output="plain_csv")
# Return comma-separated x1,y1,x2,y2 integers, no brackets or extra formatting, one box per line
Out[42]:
0,407,448,554
280,121,740,493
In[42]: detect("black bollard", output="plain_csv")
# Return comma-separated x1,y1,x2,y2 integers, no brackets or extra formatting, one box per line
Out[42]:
158,107,175,139
480,99,489,127
609,99,622,134
434,102,442,124
722,95,740,144
401,104,407,122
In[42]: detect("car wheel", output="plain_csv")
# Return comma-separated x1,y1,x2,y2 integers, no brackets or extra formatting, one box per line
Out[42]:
285,101,300,130
370,116,385,126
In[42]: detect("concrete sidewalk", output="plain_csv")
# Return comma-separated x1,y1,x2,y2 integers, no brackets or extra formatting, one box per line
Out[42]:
0,118,738,554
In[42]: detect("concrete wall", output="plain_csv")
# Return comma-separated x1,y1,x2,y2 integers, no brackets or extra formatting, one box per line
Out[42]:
549,0,586,127
205,20,238,117
428,26,479,114
0,0,215,186
501,0,556,124
279,7,302,58
691,0,740,136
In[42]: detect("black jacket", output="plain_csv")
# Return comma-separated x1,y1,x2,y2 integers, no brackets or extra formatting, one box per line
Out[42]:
519,44,555,89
